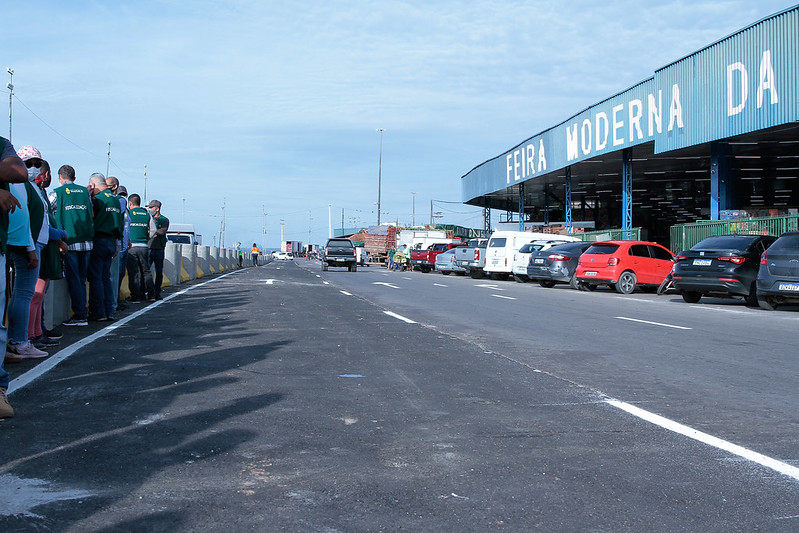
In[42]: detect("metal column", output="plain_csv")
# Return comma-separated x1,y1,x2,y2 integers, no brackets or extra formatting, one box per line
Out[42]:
518,182,525,231
483,198,491,238
622,148,633,239
710,141,734,220
565,167,572,234
543,184,550,226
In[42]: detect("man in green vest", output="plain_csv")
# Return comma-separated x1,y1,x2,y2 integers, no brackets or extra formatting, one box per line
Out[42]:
51,165,95,327
126,193,156,301
87,173,123,321
0,136,28,418
146,199,169,300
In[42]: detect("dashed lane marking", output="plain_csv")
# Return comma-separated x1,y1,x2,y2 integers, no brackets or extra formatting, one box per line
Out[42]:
383,311,416,324
373,282,400,289
433,283,448,287
340,290,353,296
491,294,516,300
615,316,691,330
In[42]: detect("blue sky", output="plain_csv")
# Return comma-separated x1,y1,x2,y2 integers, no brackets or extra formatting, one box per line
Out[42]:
3,1,795,248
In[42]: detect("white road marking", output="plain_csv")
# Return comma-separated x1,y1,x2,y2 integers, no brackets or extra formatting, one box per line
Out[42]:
433,283,448,287
373,282,400,289
606,399,799,481
383,311,416,324
475,283,505,291
491,294,516,300
8,269,244,395
323,281,330,285
615,316,691,330
264,279,282,285
340,290,353,296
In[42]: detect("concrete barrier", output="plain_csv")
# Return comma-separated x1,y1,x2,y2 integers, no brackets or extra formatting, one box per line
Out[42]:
197,246,210,278
180,244,196,282
163,243,180,288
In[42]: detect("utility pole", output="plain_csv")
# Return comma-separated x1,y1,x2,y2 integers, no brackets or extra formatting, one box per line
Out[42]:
280,219,285,243
411,192,418,226
328,204,332,239
430,200,433,226
308,211,313,245
106,141,111,178
262,205,267,248
182,197,186,222
220,198,226,248
376,128,385,225
143,165,148,205
6,68,13,142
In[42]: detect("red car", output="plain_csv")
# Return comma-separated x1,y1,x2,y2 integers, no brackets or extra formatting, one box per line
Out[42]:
575,240,675,294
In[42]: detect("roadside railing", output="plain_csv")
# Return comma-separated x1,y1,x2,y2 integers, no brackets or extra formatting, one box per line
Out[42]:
670,215,799,252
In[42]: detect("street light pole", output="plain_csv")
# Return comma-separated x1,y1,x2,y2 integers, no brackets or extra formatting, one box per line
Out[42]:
106,141,111,178
376,128,385,226
6,67,13,142
411,192,418,226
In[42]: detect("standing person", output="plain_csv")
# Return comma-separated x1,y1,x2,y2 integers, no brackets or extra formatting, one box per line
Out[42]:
28,159,67,348
251,243,259,266
5,146,47,359
105,177,128,310
0,136,28,418
146,200,169,300
51,164,94,327
387,247,395,270
404,244,414,272
87,173,123,321
126,193,155,301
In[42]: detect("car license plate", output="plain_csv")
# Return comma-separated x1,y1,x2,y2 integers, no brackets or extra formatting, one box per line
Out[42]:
778,282,799,291
584,271,597,277
534,258,544,264
693,259,712,266
492,259,500,265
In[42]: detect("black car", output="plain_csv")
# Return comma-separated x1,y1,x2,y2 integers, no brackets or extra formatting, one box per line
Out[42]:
756,231,799,310
672,234,776,305
527,241,593,289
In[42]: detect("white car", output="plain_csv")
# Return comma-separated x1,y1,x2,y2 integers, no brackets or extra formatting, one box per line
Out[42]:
274,251,293,260
511,239,580,282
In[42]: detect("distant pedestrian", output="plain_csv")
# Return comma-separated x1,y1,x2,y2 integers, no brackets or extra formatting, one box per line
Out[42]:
51,164,95,327
251,243,259,266
146,199,169,300
125,194,155,301
388,247,395,270
106,177,129,308
87,173,123,321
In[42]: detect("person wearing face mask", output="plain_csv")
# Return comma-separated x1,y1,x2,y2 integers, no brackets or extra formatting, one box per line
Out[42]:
51,164,95,327
87,173,123,321
4,145,47,359
146,200,169,301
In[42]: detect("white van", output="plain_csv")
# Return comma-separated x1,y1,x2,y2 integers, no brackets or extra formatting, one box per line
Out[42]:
484,231,580,279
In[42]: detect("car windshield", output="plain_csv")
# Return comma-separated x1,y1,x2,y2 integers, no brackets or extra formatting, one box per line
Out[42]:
584,243,619,254
518,243,537,253
549,242,587,253
692,235,758,250
167,235,190,244
489,238,506,247
769,235,799,252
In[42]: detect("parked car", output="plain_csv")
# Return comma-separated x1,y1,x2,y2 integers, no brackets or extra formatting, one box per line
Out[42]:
274,251,293,260
575,240,675,294
410,242,464,273
757,231,799,310
434,249,467,275
455,238,489,278
672,234,775,305
484,231,580,280
511,239,579,282
527,241,594,288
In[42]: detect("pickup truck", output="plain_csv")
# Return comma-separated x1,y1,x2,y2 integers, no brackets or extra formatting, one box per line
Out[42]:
322,238,358,272
410,242,465,273
454,238,489,278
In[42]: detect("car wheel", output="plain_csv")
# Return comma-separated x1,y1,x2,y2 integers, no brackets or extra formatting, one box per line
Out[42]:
577,281,597,291
615,271,637,294
351,265,357,272
322,262,328,272
569,273,579,290
681,291,702,303
513,274,528,283
441,271,451,275
538,279,556,288
744,283,758,307
758,296,777,311
469,270,485,279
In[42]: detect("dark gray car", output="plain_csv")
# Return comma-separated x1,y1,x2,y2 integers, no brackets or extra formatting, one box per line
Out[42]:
527,241,592,289
757,231,799,310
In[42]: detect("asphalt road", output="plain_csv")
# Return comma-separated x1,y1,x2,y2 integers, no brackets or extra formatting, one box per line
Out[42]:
2,260,799,531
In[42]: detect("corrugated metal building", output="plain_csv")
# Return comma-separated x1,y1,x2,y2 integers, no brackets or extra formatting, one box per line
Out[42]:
461,6,799,245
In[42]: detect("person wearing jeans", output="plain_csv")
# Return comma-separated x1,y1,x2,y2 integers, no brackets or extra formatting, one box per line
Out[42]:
87,173,123,320
146,199,169,300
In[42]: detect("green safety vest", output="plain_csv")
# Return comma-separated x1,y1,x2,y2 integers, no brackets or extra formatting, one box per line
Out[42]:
93,189,123,238
53,182,94,245
150,214,169,249
128,207,151,244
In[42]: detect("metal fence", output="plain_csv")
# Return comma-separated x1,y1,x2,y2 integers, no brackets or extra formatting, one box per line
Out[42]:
579,228,642,242
670,215,799,252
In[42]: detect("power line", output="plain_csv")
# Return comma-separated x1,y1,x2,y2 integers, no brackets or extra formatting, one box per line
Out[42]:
12,94,97,156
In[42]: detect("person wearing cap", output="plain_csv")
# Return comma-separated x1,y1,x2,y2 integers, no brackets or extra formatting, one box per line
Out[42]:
146,199,169,300
105,176,128,310
0,137,29,419
51,164,95,327
87,173,123,321
5,145,49,360
126,193,156,301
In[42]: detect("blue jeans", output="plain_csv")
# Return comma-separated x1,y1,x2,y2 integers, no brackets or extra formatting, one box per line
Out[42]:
0,253,8,389
88,236,117,318
8,245,41,344
148,248,165,298
64,250,90,320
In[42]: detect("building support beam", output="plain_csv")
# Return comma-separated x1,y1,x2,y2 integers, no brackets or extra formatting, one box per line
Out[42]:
565,167,573,234
710,141,734,220
483,198,491,238
518,182,525,231
622,148,633,239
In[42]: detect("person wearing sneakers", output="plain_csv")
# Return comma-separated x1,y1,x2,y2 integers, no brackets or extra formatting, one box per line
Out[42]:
51,165,94,327
0,137,28,419
87,173,123,321
5,145,48,360
125,193,155,302
146,199,169,300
